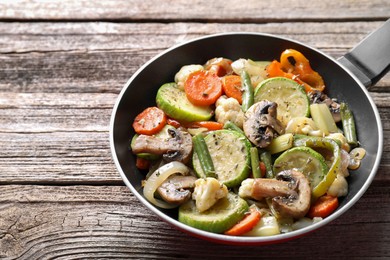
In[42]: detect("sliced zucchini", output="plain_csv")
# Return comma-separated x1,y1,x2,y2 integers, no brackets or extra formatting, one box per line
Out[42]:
156,82,213,122
273,146,329,191
254,77,310,126
178,192,248,233
192,130,251,188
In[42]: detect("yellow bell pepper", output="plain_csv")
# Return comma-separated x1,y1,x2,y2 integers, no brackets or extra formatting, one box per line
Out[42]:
294,137,341,201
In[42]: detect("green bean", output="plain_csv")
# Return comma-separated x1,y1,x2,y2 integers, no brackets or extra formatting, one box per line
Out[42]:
340,102,358,147
250,147,261,178
193,134,216,178
241,70,254,112
223,121,244,134
260,150,274,178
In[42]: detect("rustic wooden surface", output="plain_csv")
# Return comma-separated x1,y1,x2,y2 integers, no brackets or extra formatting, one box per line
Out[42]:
0,1,389,259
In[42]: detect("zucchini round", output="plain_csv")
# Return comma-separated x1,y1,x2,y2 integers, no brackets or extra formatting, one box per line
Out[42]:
192,130,251,188
178,192,248,233
273,146,329,190
156,82,213,122
254,77,310,126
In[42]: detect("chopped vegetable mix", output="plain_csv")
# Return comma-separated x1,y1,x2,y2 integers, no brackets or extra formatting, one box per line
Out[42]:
130,49,365,236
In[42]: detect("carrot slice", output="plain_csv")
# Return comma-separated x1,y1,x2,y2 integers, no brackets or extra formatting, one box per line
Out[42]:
133,106,167,135
166,118,181,128
259,162,266,178
185,121,223,131
222,75,243,104
184,70,223,106
307,195,339,218
135,157,151,170
224,207,261,236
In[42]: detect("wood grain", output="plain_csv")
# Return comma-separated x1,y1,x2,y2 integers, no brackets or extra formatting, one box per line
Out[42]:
0,22,389,94
0,184,389,259
0,22,389,184
0,91,388,183
0,0,388,21
0,1,389,258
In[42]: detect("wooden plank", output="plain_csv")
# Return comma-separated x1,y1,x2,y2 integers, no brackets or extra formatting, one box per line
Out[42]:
0,91,388,183
0,131,121,184
0,93,114,132
0,0,388,21
0,184,389,259
0,130,388,183
0,21,384,52
0,92,388,132
0,22,389,94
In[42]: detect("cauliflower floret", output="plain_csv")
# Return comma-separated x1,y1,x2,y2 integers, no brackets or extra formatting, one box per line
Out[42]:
192,177,228,212
215,95,244,128
238,178,255,198
285,117,323,136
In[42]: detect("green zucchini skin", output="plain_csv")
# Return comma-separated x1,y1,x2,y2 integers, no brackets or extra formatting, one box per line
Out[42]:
156,82,213,122
273,146,329,190
192,130,251,188
254,77,310,126
178,192,249,233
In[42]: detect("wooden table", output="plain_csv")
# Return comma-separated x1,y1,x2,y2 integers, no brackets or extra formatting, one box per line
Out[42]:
0,1,389,259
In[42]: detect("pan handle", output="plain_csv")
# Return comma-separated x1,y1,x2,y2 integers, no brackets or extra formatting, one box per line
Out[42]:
337,19,390,88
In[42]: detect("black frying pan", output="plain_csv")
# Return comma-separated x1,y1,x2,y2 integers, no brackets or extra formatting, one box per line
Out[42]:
110,19,389,245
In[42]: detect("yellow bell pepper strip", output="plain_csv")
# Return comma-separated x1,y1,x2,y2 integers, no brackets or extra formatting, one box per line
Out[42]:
266,49,325,93
280,49,325,93
294,137,341,201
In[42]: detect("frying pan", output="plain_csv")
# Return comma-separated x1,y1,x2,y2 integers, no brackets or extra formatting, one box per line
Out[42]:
110,19,389,245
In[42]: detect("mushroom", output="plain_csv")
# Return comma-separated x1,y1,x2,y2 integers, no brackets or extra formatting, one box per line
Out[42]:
272,170,311,219
132,128,193,164
309,90,341,122
157,174,197,205
239,169,311,219
250,177,298,200
243,100,285,148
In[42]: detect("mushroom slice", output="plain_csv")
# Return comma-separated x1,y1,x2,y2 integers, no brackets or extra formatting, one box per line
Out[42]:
239,169,311,219
157,174,197,205
132,128,193,164
251,177,298,200
243,100,285,148
309,90,341,123
272,170,311,219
